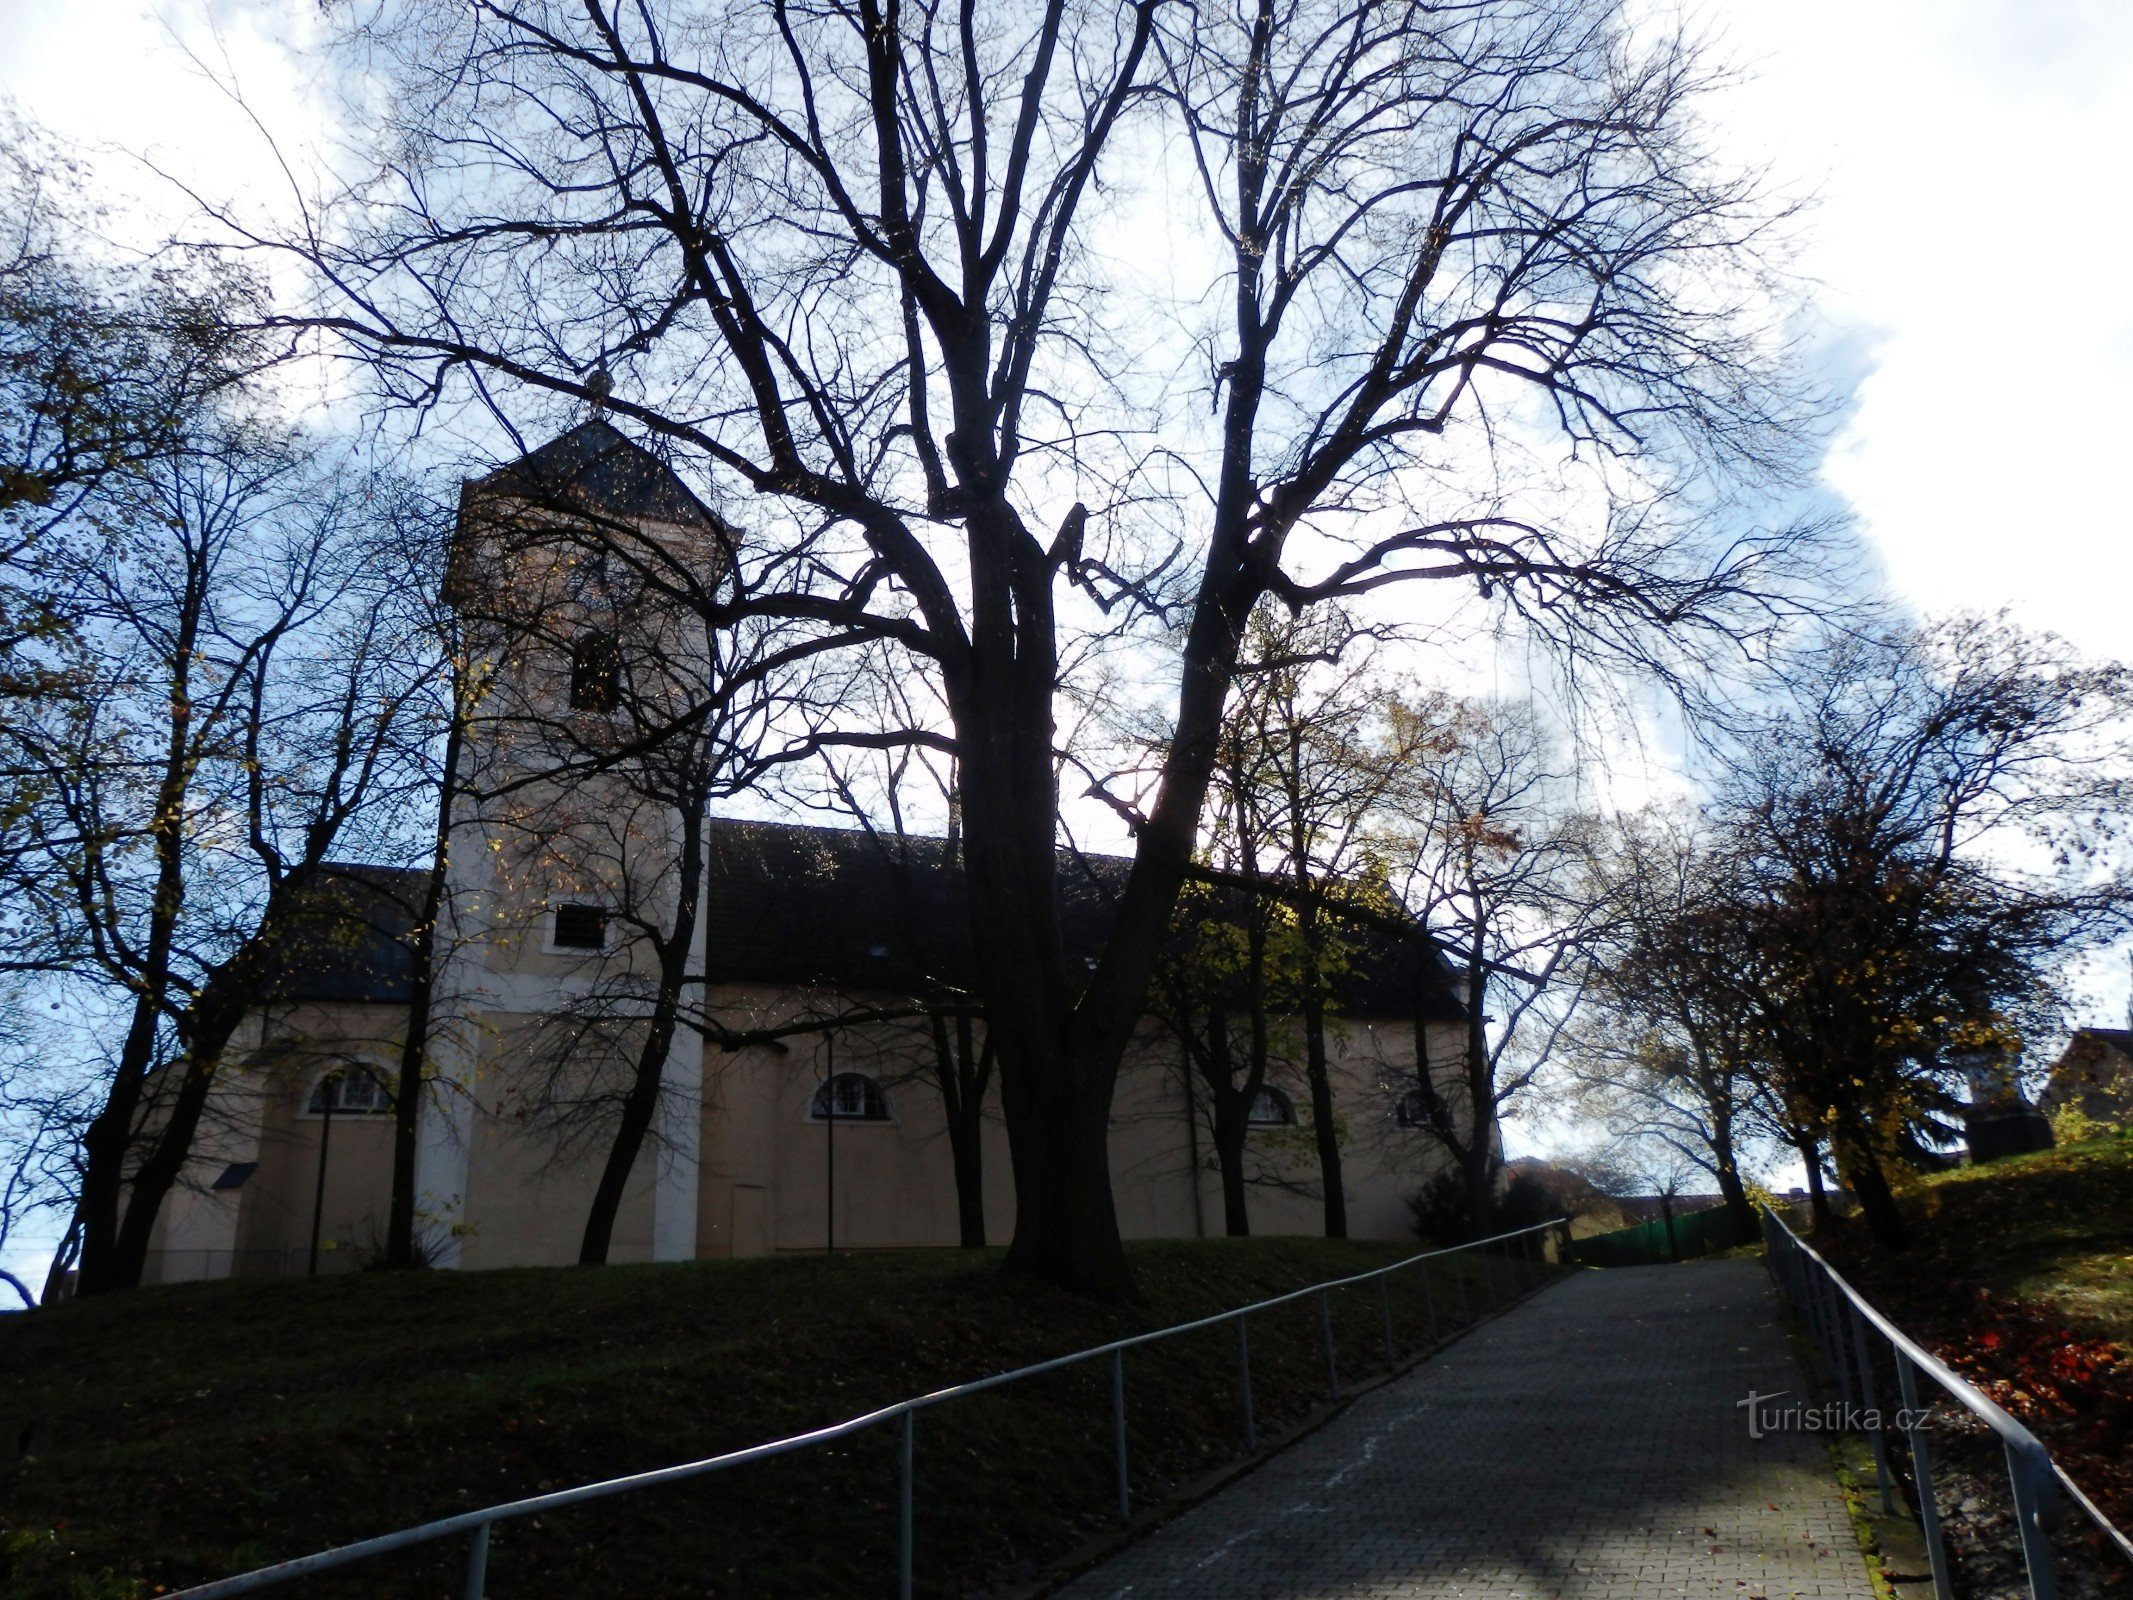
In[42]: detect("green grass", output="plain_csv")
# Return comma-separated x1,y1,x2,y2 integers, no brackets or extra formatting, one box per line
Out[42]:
0,1237,1540,1599
1895,1127,2133,1350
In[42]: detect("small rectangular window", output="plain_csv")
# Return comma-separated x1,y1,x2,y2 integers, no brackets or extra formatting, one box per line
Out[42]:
569,630,621,711
552,903,609,950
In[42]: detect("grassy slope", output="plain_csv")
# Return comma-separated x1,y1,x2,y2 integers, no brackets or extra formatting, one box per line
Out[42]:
1819,1129,2133,1542
1895,1128,2133,1351
0,1238,1527,1600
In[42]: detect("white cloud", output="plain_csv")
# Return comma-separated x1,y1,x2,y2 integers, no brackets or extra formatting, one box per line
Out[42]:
1712,0,2133,660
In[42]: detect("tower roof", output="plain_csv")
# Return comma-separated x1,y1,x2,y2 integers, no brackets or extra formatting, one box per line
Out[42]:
468,419,722,531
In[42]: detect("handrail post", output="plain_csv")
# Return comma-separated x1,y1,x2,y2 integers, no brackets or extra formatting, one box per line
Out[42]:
1849,1304,1895,1514
1824,1271,1857,1411
1894,1350,1956,1600
1420,1262,1438,1340
2005,1441,2058,1600
898,1409,915,1600
1236,1314,1257,1452
1455,1256,1471,1322
1479,1240,1494,1306
1318,1288,1340,1400
463,1520,491,1600
1110,1347,1130,1524
1378,1274,1396,1366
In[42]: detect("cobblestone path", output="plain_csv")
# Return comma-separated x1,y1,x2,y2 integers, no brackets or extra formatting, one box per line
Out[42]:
1054,1261,1873,1600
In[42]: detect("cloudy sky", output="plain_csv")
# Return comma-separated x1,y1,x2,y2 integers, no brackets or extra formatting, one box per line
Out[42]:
6,0,2129,655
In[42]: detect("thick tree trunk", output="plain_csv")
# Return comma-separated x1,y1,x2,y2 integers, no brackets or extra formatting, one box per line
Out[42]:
1837,1137,1909,1251
74,997,161,1296
997,1034,1133,1298
1714,1155,1755,1238
1801,1137,1832,1225
1460,1137,1497,1237
109,1001,249,1289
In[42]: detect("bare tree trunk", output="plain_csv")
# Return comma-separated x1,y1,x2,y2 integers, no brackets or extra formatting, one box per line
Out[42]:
40,1214,81,1302
1713,1154,1754,1237
108,972,258,1287
1300,968,1345,1237
74,998,162,1296
386,713,464,1268
579,797,706,1266
1193,1000,1253,1237
932,1014,992,1250
1835,1134,1908,1250
76,620,200,1296
1463,954,1499,1234
1800,1135,1832,1226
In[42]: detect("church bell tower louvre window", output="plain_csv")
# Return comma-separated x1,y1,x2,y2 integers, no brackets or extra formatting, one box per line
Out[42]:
568,629,622,712
1247,1086,1297,1127
550,902,611,951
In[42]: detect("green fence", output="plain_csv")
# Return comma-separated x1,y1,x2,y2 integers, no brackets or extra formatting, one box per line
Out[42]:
1568,1203,1746,1267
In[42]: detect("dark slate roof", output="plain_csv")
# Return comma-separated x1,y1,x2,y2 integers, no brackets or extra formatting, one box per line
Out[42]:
701,819,1127,997
266,821,1467,1020
259,864,430,1004
466,419,721,530
701,819,1466,1019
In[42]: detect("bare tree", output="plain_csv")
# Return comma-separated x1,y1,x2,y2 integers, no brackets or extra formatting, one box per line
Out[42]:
1568,806,1766,1234
806,687,1008,1250
0,994,95,1307
6,411,438,1294
1383,698,1610,1232
226,0,1826,1292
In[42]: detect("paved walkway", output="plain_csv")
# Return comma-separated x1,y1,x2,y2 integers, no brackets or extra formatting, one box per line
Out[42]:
1055,1261,1874,1600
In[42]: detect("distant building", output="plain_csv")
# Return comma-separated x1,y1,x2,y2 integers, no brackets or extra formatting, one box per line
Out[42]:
1952,1046,2053,1162
2040,1028,2133,1129
137,424,1475,1282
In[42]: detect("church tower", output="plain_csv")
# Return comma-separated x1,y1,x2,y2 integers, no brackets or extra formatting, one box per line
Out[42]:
418,421,734,1267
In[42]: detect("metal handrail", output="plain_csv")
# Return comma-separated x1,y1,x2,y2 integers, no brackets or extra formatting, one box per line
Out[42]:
1762,1207,2133,1600
167,1219,1568,1600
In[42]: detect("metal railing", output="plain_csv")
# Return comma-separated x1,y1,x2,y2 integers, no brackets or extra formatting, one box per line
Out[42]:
166,1220,1567,1600
1763,1208,2133,1600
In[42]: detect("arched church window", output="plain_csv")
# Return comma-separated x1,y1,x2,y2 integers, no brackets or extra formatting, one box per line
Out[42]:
1247,1086,1296,1127
1396,1089,1429,1128
569,629,622,711
810,1073,890,1122
307,1068,394,1116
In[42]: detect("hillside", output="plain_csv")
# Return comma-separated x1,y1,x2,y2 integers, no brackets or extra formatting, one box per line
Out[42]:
1868,1128,2133,1349
1816,1129,2133,1540
0,1237,1525,1600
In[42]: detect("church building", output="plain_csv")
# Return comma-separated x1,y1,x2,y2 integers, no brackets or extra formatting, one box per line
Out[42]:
140,424,1476,1282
